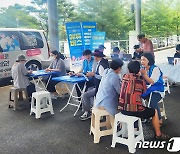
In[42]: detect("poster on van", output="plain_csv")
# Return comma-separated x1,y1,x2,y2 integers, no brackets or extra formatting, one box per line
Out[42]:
0,32,20,52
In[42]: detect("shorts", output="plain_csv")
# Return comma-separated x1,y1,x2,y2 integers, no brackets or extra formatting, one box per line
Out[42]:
121,107,155,119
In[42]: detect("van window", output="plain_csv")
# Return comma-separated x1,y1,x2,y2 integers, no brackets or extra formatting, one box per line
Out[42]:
0,31,20,52
19,31,44,50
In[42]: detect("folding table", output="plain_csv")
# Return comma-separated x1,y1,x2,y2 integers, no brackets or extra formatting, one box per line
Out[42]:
52,75,90,116
29,70,59,91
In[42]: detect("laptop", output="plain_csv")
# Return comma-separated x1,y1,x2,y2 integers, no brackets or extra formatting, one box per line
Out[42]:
111,54,119,60
122,54,132,61
167,57,174,65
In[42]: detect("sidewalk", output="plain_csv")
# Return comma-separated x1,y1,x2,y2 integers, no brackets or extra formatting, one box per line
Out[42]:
0,84,179,153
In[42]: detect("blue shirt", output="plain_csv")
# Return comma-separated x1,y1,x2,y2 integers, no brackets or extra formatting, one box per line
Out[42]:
82,57,94,74
94,69,121,116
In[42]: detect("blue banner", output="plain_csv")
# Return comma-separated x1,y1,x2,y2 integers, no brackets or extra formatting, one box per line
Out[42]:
66,22,84,67
90,32,106,52
81,22,96,50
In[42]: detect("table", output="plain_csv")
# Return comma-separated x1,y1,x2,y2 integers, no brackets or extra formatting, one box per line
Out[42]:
52,75,89,116
29,70,59,91
158,63,180,83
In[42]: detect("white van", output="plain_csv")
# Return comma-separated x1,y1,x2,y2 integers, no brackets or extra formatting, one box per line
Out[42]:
0,28,49,81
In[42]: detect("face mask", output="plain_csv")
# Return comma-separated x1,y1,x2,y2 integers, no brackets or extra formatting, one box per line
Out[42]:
49,56,54,61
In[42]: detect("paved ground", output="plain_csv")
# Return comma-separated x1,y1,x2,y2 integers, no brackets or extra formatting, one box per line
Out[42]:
0,48,179,154
0,84,180,154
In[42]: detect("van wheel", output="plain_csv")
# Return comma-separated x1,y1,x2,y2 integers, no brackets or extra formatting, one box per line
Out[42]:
25,60,42,71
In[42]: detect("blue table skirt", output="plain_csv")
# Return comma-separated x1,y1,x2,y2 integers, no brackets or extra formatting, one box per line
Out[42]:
52,75,91,83
29,70,60,78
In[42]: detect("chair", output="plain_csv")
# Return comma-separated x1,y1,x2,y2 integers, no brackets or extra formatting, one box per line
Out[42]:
9,87,29,110
111,113,144,153
148,92,167,120
30,91,54,119
90,107,114,143
163,76,170,94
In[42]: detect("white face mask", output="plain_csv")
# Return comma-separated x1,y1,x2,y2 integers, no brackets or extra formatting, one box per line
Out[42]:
49,56,54,61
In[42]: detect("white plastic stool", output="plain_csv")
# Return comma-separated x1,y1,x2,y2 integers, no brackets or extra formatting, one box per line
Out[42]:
163,77,170,94
111,113,144,153
30,91,54,119
90,107,114,143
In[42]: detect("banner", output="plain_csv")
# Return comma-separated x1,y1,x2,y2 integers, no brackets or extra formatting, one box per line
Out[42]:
90,32,106,52
66,22,84,67
81,22,96,50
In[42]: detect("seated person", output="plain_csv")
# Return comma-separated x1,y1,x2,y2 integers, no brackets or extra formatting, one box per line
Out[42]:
80,49,109,120
132,45,143,60
45,50,66,99
71,49,96,100
94,58,124,117
112,47,125,59
174,44,180,58
140,53,164,125
119,61,169,140
12,54,35,98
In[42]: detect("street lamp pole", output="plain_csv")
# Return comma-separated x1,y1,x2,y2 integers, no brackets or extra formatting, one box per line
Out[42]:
135,0,141,34
16,18,19,28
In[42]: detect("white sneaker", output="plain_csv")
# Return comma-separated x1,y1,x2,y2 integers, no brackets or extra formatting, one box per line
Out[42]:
51,93,58,99
80,112,91,121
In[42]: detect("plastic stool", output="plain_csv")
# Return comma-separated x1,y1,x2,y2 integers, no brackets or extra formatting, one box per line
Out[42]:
9,87,29,110
30,91,54,119
111,113,144,153
89,107,114,143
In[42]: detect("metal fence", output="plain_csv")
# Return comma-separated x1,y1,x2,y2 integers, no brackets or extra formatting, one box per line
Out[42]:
59,35,179,55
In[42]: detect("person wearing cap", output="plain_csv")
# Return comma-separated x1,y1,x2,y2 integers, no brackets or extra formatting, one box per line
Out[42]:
119,61,169,140
80,49,109,120
94,58,123,117
98,44,106,52
132,45,143,60
137,34,154,56
11,54,35,97
174,44,180,58
112,47,125,59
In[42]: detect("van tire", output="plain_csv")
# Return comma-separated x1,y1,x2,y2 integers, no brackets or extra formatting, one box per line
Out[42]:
25,60,42,71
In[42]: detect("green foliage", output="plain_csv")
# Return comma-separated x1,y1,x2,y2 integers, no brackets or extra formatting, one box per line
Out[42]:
0,6,39,29
0,0,179,39
76,0,128,40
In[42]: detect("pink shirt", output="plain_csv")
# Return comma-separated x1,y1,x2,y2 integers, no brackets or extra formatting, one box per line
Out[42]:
142,38,154,56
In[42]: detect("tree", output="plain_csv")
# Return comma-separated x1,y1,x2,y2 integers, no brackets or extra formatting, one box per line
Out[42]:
25,0,48,36
76,0,128,40
0,5,39,29
141,0,173,37
170,0,180,38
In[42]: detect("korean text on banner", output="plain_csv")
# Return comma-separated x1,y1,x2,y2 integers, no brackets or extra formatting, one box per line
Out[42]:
81,22,96,50
90,32,106,52
66,22,84,68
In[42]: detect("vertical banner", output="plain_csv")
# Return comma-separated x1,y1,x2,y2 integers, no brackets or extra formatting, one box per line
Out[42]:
81,22,96,50
66,22,84,68
90,32,106,52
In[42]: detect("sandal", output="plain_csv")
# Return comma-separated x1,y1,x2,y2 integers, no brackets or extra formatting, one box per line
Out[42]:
155,133,170,140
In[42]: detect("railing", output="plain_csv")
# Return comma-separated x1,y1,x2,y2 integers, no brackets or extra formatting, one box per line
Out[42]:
59,35,179,56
